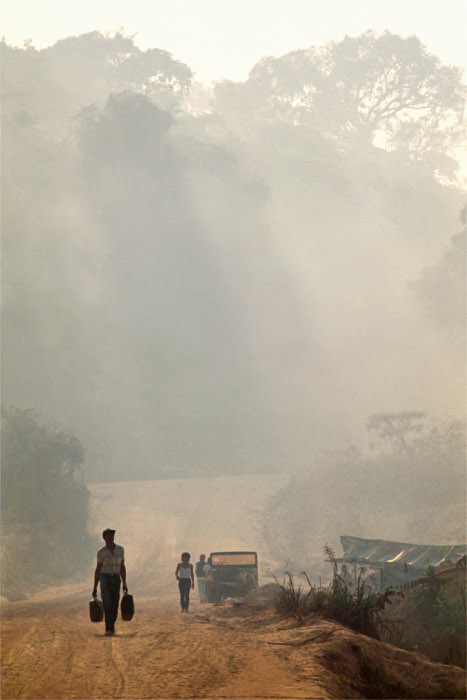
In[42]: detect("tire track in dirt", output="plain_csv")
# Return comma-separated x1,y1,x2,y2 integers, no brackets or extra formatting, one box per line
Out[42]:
1,618,52,699
92,637,126,699
0,598,318,699
3,589,466,699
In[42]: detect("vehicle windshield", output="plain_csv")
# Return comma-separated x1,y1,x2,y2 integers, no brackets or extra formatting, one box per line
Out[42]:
211,553,256,566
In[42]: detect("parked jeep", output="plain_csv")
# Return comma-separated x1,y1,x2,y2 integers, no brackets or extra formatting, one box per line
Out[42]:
205,551,258,603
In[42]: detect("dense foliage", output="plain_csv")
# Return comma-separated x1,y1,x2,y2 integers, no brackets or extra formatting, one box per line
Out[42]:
275,550,466,669
1,407,94,599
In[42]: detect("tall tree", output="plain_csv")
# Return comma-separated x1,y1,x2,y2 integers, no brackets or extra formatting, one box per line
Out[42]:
1,32,193,138
366,411,426,452
216,31,466,174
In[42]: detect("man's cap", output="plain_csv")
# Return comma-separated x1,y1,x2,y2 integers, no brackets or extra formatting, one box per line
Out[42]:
102,528,116,537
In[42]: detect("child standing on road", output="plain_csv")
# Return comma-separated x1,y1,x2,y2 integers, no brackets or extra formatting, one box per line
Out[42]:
175,552,194,613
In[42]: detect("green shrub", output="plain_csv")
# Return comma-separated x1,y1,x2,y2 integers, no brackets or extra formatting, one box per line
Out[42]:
274,546,401,640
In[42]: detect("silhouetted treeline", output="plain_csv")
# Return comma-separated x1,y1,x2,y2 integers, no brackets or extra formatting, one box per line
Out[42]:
1,407,94,599
2,31,465,481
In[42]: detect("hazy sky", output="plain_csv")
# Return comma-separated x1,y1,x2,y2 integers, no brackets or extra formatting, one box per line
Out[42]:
2,0,467,84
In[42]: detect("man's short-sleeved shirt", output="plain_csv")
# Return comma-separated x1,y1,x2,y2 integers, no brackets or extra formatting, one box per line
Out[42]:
196,561,207,578
97,544,124,575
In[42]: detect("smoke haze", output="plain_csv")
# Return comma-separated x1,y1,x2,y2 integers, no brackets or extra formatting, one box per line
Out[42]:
3,32,465,485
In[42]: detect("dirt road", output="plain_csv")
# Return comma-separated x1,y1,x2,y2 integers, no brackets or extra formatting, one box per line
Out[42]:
3,592,466,699
1,595,322,699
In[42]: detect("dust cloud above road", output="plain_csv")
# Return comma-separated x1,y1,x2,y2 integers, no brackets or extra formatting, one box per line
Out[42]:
88,474,290,596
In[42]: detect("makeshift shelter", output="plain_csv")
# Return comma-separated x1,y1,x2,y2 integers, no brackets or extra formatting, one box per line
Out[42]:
328,535,466,591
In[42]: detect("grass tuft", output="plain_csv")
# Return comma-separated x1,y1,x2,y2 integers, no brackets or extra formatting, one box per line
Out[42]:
274,546,402,639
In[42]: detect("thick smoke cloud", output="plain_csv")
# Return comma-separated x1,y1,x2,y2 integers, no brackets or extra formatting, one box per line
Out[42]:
2,32,465,482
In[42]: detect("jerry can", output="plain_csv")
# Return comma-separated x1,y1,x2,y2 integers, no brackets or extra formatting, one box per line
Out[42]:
89,597,104,622
120,592,135,621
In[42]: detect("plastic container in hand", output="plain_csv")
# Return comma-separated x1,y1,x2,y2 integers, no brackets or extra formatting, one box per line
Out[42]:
120,592,135,621
89,597,104,622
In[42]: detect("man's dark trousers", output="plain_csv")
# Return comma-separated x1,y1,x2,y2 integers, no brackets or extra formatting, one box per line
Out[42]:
100,574,121,632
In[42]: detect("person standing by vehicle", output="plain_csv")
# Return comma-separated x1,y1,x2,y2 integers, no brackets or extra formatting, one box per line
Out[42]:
195,554,209,603
204,565,221,604
175,552,194,612
92,528,128,636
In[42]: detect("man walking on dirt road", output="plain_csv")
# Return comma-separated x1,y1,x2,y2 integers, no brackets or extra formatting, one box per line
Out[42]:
92,528,128,636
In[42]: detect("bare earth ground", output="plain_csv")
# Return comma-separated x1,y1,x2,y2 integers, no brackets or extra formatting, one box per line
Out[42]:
2,593,465,700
